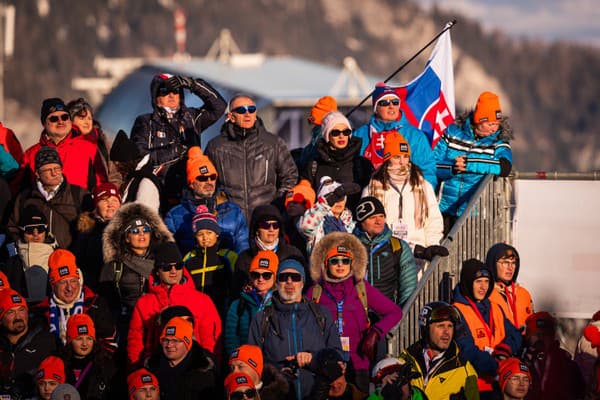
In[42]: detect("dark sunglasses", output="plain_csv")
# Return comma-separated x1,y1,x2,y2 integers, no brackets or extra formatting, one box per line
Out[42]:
278,272,302,282
47,114,70,123
328,257,352,266
258,221,279,230
22,224,48,234
128,226,152,234
231,105,257,114
157,87,179,96
157,262,185,272
196,174,217,182
377,99,400,107
230,389,257,400
330,128,352,138
250,271,273,280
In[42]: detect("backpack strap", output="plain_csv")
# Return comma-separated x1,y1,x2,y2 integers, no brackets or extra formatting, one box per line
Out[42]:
389,237,403,303
307,301,327,336
113,261,124,298
311,284,322,303
355,280,370,327
259,304,280,343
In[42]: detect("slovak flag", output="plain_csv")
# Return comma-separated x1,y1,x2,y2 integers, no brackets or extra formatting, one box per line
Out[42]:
396,28,455,148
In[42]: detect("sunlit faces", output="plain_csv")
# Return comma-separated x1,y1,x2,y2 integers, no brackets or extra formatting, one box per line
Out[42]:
428,320,454,352
328,123,351,150
71,335,94,358
504,374,530,399
156,90,180,110
250,268,275,296
44,111,72,140
96,196,121,221
230,360,260,385
23,225,47,244
375,96,400,122
191,176,216,198
72,109,93,135
36,163,63,188
228,97,257,129
388,154,410,168
276,269,303,303
53,277,81,304
474,121,500,137
161,337,188,364
256,220,279,245
125,226,152,254
360,213,386,237
330,197,347,218
37,379,59,400
496,257,517,282
326,256,352,280
158,263,183,286
1,305,28,335
195,229,219,248
473,277,490,301
133,385,160,400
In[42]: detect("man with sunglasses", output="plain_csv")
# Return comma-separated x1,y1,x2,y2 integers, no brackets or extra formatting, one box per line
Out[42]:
130,73,226,203
353,83,437,187
22,97,108,190
205,94,298,222
127,242,221,368
398,301,479,400
249,258,342,399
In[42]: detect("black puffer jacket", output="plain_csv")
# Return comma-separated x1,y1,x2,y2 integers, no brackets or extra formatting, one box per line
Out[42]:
205,118,298,222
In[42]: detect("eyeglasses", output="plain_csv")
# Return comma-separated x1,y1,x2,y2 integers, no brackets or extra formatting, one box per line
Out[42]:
22,224,48,234
498,260,517,267
231,105,257,114
38,166,62,174
157,262,184,272
377,99,400,107
157,87,179,96
47,114,70,123
196,174,217,182
258,221,279,230
230,389,257,400
329,129,352,138
250,271,273,280
328,257,352,266
278,272,302,282
508,376,531,384
128,226,152,234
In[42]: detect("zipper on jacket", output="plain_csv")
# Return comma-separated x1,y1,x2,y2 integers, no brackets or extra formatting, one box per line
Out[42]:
264,159,269,185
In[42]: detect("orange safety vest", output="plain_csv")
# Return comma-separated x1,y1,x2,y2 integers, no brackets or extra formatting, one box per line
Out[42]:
454,300,506,392
489,283,533,332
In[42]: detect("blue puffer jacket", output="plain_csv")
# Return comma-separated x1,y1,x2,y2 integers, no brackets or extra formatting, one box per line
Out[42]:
354,114,437,187
224,290,272,356
164,189,249,254
0,144,18,179
434,113,512,216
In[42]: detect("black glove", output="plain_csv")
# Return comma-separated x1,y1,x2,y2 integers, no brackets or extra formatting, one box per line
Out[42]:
359,327,381,361
413,244,449,261
396,363,420,387
166,75,192,90
286,201,306,217
324,186,347,206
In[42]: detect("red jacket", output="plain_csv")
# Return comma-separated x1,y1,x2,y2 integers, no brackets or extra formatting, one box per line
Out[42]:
127,268,222,367
22,131,107,190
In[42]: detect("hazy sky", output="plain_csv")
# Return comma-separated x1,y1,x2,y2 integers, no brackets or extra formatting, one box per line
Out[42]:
419,0,600,47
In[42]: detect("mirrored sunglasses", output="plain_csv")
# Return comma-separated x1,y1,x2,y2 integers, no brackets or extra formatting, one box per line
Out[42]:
47,114,70,123
250,271,273,280
196,174,217,182
128,226,152,234
328,257,352,266
157,262,185,272
377,99,400,107
231,105,257,114
329,128,352,138
277,272,302,282
230,389,257,400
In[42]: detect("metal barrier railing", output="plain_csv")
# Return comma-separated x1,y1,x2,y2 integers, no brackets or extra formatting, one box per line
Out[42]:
387,174,513,355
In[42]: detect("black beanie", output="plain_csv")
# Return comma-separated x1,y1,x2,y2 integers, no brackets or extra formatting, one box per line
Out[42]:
315,348,344,383
153,242,182,267
41,98,68,124
19,205,48,227
159,306,195,329
35,146,62,170
110,130,141,162
355,196,386,223
459,258,493,300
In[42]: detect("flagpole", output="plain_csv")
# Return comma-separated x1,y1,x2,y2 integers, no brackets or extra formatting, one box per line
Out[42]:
346,19,457,117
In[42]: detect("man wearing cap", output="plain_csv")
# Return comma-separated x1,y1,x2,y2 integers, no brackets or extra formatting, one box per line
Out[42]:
398,301,479,399
0,289,59,398
451,259,521,398
353,196,417,306
353,83,437,187
248,258,342,399
147,316,217,398
434,91,513,230
497,357,531,400
127,368,160,400
9,145,89,249
205,94,298,222
22,97,107,190
165,146,248,255
127,242,221,368
37,249,116,349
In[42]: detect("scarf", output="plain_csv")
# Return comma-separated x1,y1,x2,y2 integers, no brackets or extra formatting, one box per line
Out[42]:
322,215,348,235
255,236,279,251
49,287,85,344
122,252,154,278
386,164,427,229
17,239,58,272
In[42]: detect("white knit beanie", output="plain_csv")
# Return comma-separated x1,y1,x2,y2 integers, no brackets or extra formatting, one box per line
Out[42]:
321,111,352,143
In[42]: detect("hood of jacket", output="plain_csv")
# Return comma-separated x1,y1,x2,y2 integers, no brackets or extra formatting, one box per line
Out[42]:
309,232,367,283
248,204,286,249
102,202,174,262
485,243,520,284
150,73,185,110
315,136,362,165
453,111,513,142
458,259,494,301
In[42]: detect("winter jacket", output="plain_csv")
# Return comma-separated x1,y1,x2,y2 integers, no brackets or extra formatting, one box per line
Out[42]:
127,268,221,367
0,317,61,399
297,198,355,255
353,225,417,305
399,340,479,400
74,124,122,187
485,243,533,332
72,212,109,291
260,362,291,400
306,232,402,372
434,113,512,217
147,341,217,400
164,189,249,255
64,347,118,400
0,144,18,179
248,294,343,400
362,174,443,248
301,137,373,210
0,122,24,195
8,178,88,249
354,114,437,187
204,118,298,222
232,204,305,297
22,130,107,190
224,290,273,356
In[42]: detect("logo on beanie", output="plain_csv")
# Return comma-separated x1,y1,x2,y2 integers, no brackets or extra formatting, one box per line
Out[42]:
0,278,4,286
337,246,349,254
399,143,409,153
166,326,176,336
199,166,209,174
77,325,89,335
519,363,529,372
495,110,502,120
141,374,153,383
183,337,191,346
58,267,70,277
355,201,375,221
11,295,22,304
231,349,239,358
247,358,258,368
36,370,44,379
236,376,249,384
502,371,511,381
259,258,270,268
474,269,490,279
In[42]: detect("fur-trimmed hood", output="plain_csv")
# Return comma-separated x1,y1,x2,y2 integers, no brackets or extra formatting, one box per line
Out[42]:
102,202,174,262
309,232,367,283
454,110,513,142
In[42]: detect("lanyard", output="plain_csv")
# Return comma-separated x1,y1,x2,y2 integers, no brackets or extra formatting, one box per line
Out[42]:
504,283,519,326
388,178,408,220
466,298,494,347
323,287,345,335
